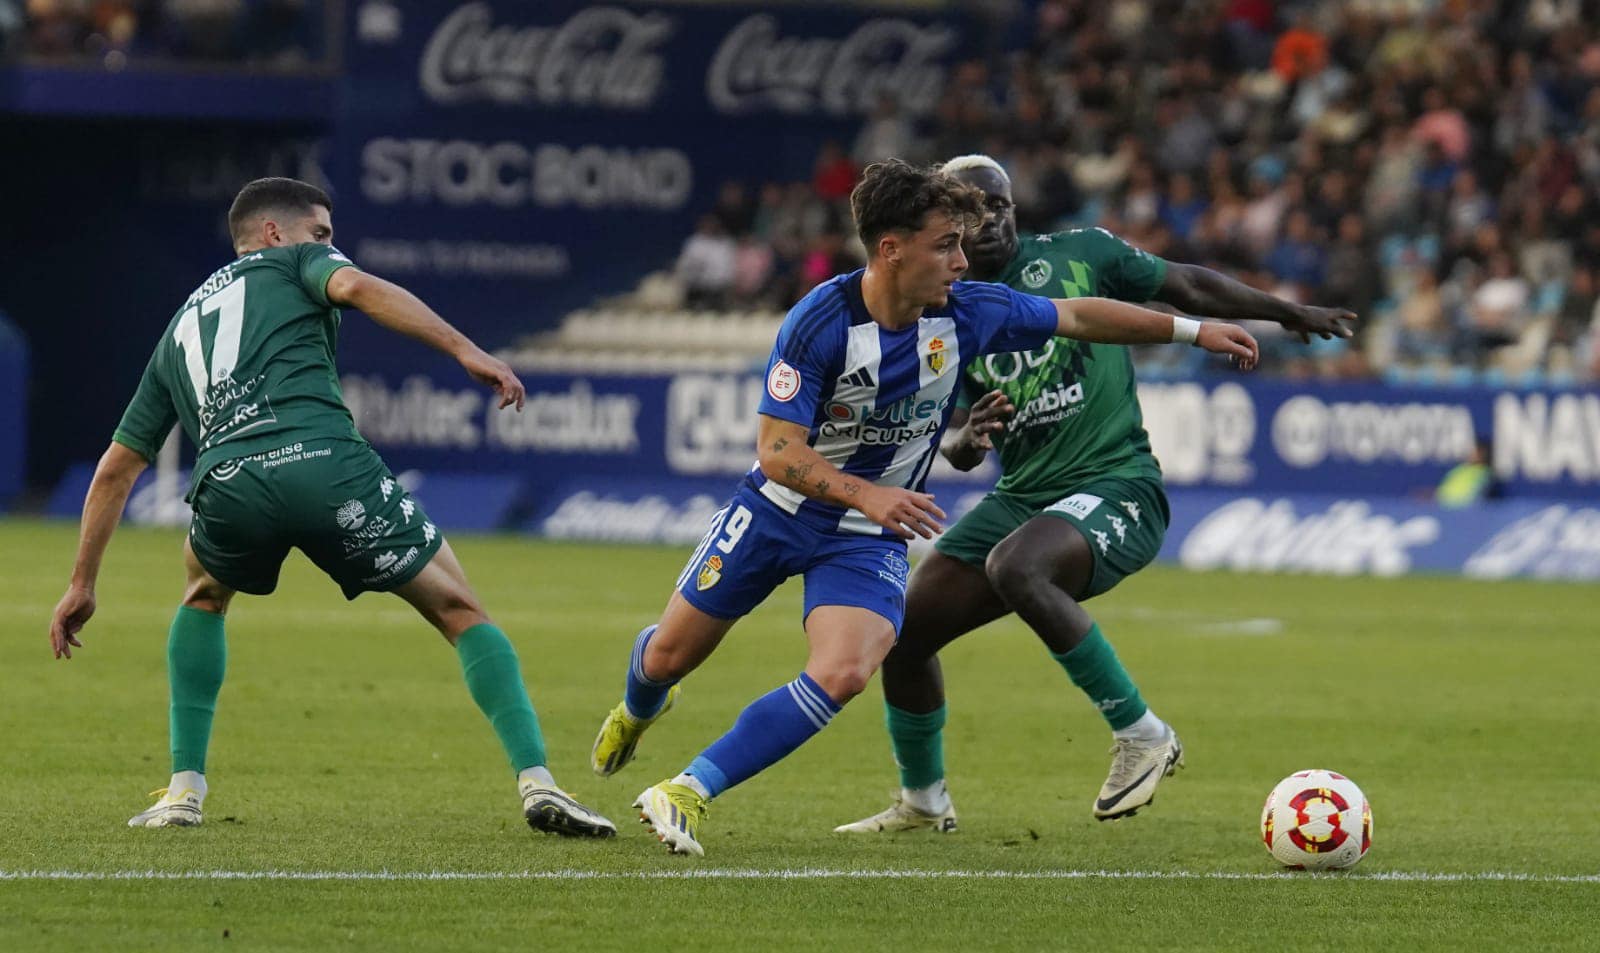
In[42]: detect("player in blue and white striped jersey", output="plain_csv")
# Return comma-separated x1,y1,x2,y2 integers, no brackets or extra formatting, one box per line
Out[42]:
589,159,1259,856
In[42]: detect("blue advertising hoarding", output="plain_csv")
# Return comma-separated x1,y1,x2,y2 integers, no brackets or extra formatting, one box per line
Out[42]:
340,364,1600,501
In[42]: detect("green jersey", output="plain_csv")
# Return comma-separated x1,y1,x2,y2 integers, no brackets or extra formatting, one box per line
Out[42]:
961,228,1168,505
112,243,364,498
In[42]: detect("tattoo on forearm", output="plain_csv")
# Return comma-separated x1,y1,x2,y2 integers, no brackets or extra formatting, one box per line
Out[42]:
843,482,860,496
814,479,830,497
771,437,789,452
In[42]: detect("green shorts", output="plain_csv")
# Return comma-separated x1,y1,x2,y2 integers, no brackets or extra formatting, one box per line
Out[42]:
188,439,442,600
934,476,1170,600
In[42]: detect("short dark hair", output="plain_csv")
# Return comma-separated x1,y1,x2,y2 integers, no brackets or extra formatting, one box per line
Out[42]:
227,177,333,246
849,159,983,253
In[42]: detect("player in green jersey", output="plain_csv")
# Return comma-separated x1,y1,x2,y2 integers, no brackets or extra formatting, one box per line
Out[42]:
47,177,616,838
838,155,1356,833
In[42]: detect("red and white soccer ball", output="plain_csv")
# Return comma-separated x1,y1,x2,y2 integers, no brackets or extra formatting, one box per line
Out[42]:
1260,769,1372,870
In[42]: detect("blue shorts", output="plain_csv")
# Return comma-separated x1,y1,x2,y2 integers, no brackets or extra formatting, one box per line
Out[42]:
674,485,911,632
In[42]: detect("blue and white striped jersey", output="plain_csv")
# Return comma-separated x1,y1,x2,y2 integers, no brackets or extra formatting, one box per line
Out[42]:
750,269,1058,535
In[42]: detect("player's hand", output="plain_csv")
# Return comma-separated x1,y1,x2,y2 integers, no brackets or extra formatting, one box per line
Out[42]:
1283,305,1358,344
963,390,1014,451
49,585,95,660
459,349,526,410
1196,322,1260,371
857,486,946,540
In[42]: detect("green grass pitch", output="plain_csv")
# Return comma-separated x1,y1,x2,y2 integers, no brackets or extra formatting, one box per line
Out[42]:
1,518,1595,950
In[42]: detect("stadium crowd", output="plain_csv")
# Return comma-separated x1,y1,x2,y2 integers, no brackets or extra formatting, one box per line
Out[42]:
671,0,1600,384
6,0,325,65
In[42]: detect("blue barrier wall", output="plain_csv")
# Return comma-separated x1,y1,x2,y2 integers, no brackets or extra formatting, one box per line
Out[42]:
340,366,1600,501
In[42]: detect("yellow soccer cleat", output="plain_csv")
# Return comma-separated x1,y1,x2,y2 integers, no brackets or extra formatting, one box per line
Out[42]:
591,685,681,777
633,780,708,857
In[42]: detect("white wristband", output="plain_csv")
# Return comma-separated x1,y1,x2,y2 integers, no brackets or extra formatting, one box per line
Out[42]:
1171,316,1202,345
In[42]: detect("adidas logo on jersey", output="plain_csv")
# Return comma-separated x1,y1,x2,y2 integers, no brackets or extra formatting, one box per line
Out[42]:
840,366,876,388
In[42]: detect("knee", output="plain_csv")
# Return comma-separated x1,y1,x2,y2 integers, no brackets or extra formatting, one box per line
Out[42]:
181,581,232,615
809,662,875,703
642,635,698,682
432,593,489,641
984,543,1047,607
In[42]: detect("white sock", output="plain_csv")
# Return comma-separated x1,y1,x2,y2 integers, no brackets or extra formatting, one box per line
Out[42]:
169,770,206,800
1113,709,1167,743
672,772,712,800
518,766,557,788
902,780,950,814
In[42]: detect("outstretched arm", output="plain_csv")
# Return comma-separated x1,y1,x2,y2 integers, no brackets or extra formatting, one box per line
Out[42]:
1052,297,1260,368
50,441,149,658
326,269,526,410
1157,261,1356,342
758,415,946,539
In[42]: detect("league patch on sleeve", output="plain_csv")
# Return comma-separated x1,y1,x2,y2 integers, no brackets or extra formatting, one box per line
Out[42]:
767,360,801,402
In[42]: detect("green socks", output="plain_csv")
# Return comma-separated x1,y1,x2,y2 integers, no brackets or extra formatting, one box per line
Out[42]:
168,606,227,774
455,623,547,773
1052,624,1147,731
886,703,947,790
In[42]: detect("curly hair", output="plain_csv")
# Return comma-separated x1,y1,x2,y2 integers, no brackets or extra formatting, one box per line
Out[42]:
849,158,984,254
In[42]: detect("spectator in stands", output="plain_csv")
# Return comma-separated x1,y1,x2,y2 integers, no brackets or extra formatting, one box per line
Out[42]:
711,181,755,238
674,215,737,311
1551,264,1598,375
669,1,1600,383
1158,171,1208,242
1272,12,1328,84
853,94,918,166
1394,265,1453,366
812,141,859,203
1323,213,1379,325
731,234,775,310
1468,252,1532,360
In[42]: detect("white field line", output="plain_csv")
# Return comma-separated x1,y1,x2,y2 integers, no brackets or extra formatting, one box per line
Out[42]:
1,868,1596,884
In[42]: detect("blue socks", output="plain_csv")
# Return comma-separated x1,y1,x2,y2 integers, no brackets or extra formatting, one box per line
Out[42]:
684,673,841,798
624,625,677,719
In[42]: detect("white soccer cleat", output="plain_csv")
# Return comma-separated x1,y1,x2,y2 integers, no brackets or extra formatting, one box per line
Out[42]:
834,796,958,834
519,780,618,838
1094,726,1184,820
127,786,204,828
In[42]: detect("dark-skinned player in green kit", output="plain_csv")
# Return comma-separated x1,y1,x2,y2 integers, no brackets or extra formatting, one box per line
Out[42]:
48,177,616,839
837,155,1356,833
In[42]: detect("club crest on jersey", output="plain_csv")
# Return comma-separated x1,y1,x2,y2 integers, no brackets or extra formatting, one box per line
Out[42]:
1020,258,1053,289
767,360,801,402
696,555,724,591
925,337,949,376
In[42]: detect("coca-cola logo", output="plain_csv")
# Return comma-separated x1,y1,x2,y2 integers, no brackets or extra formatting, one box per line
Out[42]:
420,4,671,109
707,14,954,116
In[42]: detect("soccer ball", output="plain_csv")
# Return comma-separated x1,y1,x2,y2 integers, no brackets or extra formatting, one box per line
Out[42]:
1260,769,1372,870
